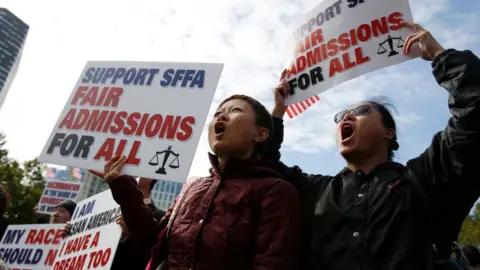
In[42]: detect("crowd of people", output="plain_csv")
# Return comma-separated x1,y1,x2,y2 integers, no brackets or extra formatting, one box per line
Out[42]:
0,20,479,270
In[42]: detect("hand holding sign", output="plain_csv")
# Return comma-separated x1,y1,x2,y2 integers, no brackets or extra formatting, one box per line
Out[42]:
272,70,292,119
89,155,127,184
402,22,445,61
115,215,131,238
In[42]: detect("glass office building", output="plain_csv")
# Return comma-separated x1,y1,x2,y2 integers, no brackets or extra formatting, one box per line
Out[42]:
151,180,183,211
0,8,28,110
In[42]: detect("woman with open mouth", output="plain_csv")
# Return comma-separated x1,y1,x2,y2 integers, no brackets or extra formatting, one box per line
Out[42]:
267,21,480,270
96,94,301,270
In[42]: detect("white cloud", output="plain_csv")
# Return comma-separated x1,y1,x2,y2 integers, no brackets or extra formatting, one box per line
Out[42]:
410,0,449,23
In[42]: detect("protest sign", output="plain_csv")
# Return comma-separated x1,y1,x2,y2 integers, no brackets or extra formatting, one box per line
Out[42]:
52,190,121,270
37,180,81,215
284,0,416,106
0,224,64,270
39,62,223,183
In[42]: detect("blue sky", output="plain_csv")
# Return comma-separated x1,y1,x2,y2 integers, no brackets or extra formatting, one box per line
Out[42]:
0,0,478,211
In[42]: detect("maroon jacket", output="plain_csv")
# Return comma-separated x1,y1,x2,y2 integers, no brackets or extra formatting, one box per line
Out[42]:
109,154,301,270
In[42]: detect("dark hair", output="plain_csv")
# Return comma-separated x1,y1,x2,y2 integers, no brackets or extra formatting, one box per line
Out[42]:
218,94,273,155
462,244,480,267
363,96,399,161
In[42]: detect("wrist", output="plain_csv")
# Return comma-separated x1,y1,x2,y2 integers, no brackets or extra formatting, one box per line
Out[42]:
272,106,286,119
433,47,446,59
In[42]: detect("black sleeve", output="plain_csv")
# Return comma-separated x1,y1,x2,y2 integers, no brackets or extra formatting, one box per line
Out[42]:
264,117,324,196
407,49,480,222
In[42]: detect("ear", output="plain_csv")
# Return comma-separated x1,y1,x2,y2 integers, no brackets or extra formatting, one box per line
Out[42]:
384,128,395,140
253,127,269,143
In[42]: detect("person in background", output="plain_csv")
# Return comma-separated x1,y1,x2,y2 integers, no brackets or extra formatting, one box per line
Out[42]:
95,94,301,270
138,177,166,221
109,177,165,270
50,200,76,224
268,21,480,270
63,176,164,270
33,205,49,224
462,245,480,269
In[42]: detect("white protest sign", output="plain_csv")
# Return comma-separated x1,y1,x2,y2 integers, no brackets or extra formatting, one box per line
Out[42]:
0,224,64,270
284,0,416,105
37,181,81,215
52,190,121,270
39,62,223,183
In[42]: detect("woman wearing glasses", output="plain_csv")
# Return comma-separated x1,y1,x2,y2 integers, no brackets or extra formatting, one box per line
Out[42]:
267,21,480,270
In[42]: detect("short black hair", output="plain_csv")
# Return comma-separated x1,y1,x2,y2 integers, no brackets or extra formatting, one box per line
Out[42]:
218,94,273,155
362,96,399,160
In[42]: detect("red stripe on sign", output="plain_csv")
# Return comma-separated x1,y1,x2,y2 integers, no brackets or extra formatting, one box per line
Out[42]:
300,101,307,110
286,107,294,119
295,104,303,113
286,95,321,119
287,105,296,118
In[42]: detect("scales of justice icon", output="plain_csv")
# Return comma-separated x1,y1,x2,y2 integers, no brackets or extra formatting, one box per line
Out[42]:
377,35,405,57
148,146,180,175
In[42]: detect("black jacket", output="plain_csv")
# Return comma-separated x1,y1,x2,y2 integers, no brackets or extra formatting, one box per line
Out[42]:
265,49,480,270
110,202,165,270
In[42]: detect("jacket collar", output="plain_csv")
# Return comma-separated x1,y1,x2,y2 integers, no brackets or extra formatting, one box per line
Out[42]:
336,162,404,177
207,153,284,180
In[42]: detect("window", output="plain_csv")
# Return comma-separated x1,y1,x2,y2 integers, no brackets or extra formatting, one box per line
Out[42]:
175,183,182,196
160,181,165,192
165,182,170,193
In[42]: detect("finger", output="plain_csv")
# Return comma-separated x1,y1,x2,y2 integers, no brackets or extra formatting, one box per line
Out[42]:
112,156,127,174
274,87,285,98
88,170,105,179
280,69,287,81
403,35,412,54
403,33,420,54
111,155,127,170
107,155,121,166
401,21,415,30
402,21,423,32
405,33,423,55
282,80,291,96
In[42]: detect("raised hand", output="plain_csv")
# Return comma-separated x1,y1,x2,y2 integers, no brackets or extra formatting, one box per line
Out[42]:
88,155,127,183
103,155,127,183
402,21,445,61
116,215,131,237
272,69,291,118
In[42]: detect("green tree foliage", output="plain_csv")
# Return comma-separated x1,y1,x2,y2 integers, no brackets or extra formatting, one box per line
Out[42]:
458,203,480,245
0,133,45,224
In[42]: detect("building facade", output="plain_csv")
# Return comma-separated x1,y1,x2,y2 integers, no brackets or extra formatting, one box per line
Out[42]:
75,170,109,201
44,166,108,202
44,166,183,209
0,8,28,110
150,180,183,211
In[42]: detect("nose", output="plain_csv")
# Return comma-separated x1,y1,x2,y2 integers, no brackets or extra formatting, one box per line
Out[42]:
216,111,229,122
342,111,356,122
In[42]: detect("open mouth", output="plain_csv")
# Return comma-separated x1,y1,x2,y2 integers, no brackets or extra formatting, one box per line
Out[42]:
214,122,226,135
341,123,354,141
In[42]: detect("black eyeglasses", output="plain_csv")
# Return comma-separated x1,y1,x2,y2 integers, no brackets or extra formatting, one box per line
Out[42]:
334,104,375,124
